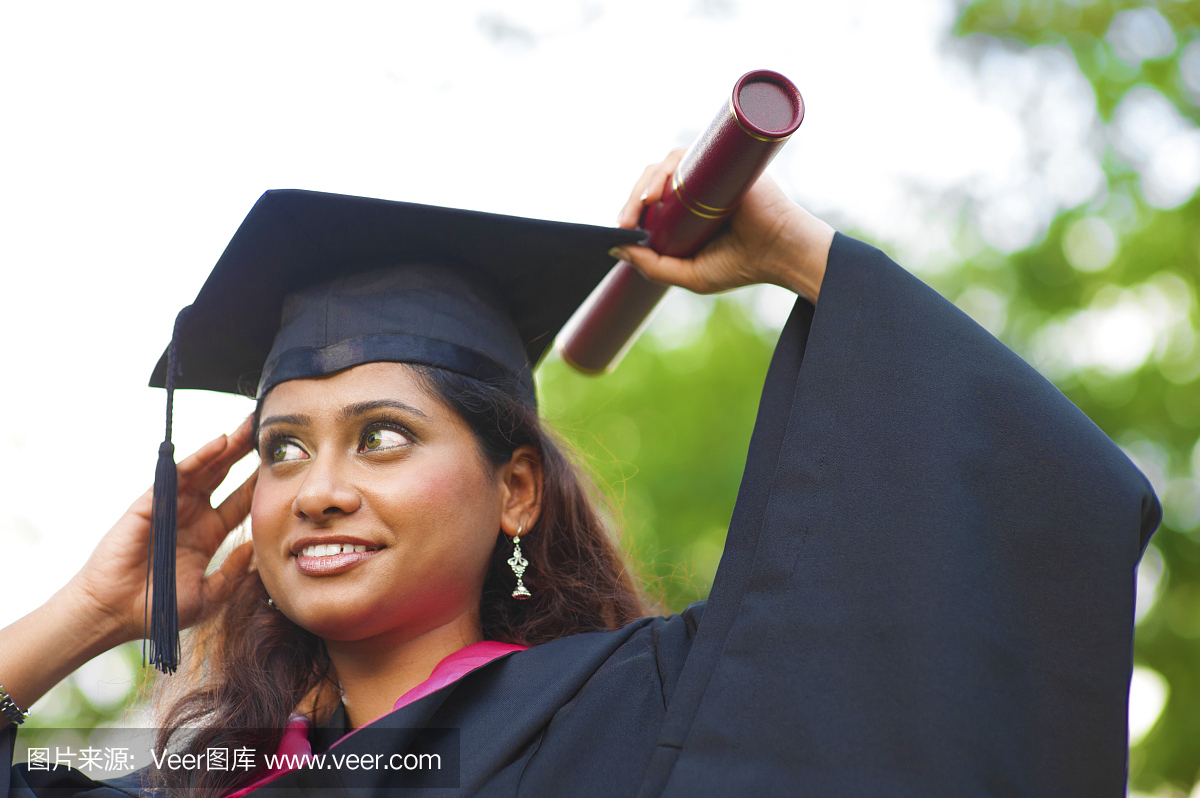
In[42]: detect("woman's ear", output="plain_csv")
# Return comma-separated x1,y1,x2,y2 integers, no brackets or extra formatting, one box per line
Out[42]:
499,444,543,537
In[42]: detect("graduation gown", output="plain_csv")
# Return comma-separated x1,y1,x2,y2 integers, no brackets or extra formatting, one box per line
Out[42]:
2,234,1161,797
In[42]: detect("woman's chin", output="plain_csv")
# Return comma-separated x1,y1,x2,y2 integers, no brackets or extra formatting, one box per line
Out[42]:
278,595,391,638
290,606,393,642
283,594,476,646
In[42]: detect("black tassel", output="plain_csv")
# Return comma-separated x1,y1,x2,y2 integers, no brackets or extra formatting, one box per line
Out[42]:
145,307,189,674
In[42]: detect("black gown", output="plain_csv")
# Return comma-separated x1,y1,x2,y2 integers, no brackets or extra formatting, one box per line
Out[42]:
2,234,1161,797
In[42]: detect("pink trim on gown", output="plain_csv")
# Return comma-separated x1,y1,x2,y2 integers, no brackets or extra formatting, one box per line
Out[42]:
225,641,527,797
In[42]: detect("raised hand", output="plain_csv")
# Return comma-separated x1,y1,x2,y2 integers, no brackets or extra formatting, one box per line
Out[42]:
0,418,260,713
613,148,834,302
67,416,259,644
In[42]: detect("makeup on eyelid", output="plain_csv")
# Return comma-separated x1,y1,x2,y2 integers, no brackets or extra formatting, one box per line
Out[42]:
257,419,415,462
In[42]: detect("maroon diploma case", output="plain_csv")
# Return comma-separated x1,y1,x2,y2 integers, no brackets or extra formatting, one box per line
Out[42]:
557,69,804,374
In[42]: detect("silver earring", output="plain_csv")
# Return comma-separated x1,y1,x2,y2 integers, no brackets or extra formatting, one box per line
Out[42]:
267,597,277,609
508,522,531,600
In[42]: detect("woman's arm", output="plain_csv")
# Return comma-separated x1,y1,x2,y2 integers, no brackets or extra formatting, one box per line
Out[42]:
0,421,258,715
612,167,1160,793
0,584,128,723
612,148,834,302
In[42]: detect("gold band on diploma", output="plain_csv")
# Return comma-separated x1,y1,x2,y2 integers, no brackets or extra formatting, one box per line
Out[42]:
729,98,791,143
673,173,735,214
672,173,734,220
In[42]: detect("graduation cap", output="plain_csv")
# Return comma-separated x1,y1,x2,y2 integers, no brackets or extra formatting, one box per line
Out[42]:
143,189,645,673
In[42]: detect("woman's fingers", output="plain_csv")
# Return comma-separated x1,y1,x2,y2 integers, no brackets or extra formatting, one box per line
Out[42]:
216,469,258,530
214,470,258,539
643,148,685,207
613,151,834,296
199,540,255,611
229,413,256,447
178,416,256,496
186,421,257,497
121,419,254,523
123,485,155,521
615,245,707,294
180,469,257,561
175,432,234,484
618,163,659,228
617,148,687,229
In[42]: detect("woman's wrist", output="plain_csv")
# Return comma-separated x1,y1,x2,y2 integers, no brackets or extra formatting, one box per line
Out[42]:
0,584,134,715
54,579,137,652
767,205,834,303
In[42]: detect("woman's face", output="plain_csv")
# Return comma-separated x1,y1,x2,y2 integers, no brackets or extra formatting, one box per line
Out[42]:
251,362,508,644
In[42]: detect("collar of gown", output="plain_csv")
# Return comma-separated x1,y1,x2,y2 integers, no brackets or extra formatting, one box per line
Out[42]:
390,640,528,711
224,640,528,798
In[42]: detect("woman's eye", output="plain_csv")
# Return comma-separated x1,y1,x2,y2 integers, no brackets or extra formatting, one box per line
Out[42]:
361,428,410,452
270,440,307,463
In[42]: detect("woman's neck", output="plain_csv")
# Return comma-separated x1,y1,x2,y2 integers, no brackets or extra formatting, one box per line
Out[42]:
325,612,483,729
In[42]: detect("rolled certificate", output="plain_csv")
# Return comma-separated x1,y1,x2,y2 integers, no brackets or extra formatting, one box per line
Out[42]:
557,69,804,373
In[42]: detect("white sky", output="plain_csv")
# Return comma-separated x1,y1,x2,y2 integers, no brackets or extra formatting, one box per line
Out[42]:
0,0,1075,626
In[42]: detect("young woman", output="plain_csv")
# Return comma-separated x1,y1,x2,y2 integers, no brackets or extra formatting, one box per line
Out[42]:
0,152,1159,797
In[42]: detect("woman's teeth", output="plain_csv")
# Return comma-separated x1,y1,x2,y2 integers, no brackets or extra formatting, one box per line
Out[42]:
300,544,373,557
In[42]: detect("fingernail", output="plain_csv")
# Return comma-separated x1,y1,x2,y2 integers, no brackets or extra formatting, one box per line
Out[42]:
639,190,649,202
608,246,627,261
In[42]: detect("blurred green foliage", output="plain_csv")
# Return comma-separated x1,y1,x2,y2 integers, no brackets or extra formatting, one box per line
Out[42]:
957,0,1200,122
955,1,1200,792
539,297,779,612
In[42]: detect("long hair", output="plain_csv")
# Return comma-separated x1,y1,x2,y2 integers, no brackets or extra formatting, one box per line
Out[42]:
152,365,647,797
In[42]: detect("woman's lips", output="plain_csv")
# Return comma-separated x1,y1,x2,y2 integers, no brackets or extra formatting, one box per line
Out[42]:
295,548,382,576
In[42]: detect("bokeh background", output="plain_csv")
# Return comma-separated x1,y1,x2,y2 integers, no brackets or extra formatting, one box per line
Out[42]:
2,0,1198,793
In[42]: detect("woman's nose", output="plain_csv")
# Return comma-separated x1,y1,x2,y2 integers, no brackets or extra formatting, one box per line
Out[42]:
292,456,361,523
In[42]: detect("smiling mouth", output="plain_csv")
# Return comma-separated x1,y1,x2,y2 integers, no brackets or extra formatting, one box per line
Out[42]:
293,543,383,576
299,543,377,557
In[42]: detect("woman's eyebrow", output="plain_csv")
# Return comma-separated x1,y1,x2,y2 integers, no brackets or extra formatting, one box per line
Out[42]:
259,413,310,428
340,399,429,421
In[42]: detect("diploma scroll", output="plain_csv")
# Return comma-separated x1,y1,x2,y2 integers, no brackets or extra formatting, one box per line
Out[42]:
557,69,804,373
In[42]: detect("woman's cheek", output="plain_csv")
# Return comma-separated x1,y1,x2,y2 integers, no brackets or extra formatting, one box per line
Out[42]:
417,463,494,525
376,463,498,558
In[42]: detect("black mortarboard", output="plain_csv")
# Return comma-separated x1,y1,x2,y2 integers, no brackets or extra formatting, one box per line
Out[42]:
151,189,645,400
142,189,644,672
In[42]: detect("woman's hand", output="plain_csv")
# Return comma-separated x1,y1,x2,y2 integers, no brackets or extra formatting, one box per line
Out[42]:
614,148,834,302
66,417,259,646
0,419,258,714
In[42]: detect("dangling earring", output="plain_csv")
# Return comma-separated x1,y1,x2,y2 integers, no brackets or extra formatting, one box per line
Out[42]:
508,522,531,600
